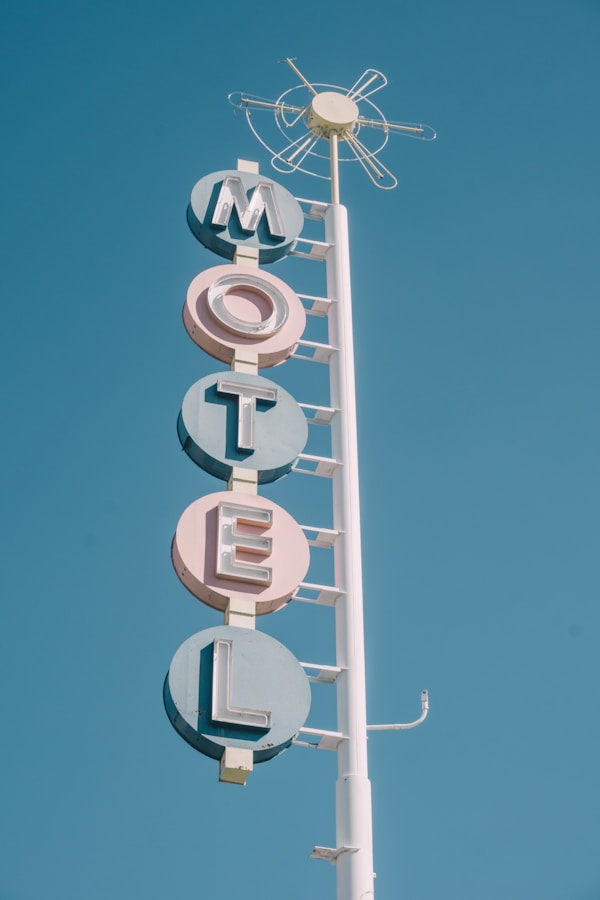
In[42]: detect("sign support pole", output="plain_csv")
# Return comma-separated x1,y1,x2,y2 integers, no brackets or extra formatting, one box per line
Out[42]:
326,197,375,900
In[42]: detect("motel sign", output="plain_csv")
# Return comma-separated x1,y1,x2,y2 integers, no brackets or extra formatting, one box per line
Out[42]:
165,165,315,783
164,76,433,897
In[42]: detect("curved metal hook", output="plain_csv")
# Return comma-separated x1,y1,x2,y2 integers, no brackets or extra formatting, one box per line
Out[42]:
367,689,429,731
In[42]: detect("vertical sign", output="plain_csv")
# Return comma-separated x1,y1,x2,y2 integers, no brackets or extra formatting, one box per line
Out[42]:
164,165,313,785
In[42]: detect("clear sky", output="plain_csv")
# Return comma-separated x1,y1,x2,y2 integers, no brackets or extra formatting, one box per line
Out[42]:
1,1,599,899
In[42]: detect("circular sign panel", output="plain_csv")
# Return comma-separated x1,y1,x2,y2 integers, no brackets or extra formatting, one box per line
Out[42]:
184,264,306,368
164,626,311,763
187,169,304,264
172,490,310,614
177,370,308,483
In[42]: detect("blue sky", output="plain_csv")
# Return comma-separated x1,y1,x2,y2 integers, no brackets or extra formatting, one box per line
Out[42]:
1,1,599,899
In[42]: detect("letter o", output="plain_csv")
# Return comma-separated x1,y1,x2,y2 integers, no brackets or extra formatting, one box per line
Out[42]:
184,264,306,368
207,273,288,337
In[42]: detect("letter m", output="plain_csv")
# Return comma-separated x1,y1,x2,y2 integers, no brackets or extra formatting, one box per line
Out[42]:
212,176,285,239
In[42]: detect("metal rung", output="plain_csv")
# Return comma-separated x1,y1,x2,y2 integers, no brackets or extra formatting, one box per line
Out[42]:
299,727,347,751
300,662,345,684
292,339,336,364
293,582,343,606
310,845,358,863
296,197,329,221
299,403,338,426
291,237,332,260
298,293,336,316
293,454,340,478
300,525,341,548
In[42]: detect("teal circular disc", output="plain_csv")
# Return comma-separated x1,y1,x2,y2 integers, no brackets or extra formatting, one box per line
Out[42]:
177,370,308,483
164,626,311,763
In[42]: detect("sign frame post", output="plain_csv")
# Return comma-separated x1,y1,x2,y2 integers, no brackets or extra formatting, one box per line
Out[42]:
326,199,375,900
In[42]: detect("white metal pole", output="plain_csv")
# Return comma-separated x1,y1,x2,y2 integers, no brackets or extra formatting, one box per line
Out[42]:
326,199,374,900
330,133,340,205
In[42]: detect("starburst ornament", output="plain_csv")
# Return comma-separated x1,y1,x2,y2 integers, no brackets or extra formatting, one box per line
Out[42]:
229,58,436,197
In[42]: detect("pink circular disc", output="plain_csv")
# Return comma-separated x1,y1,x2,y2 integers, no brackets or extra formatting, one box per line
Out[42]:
172,491,310,615
183,265,306,367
